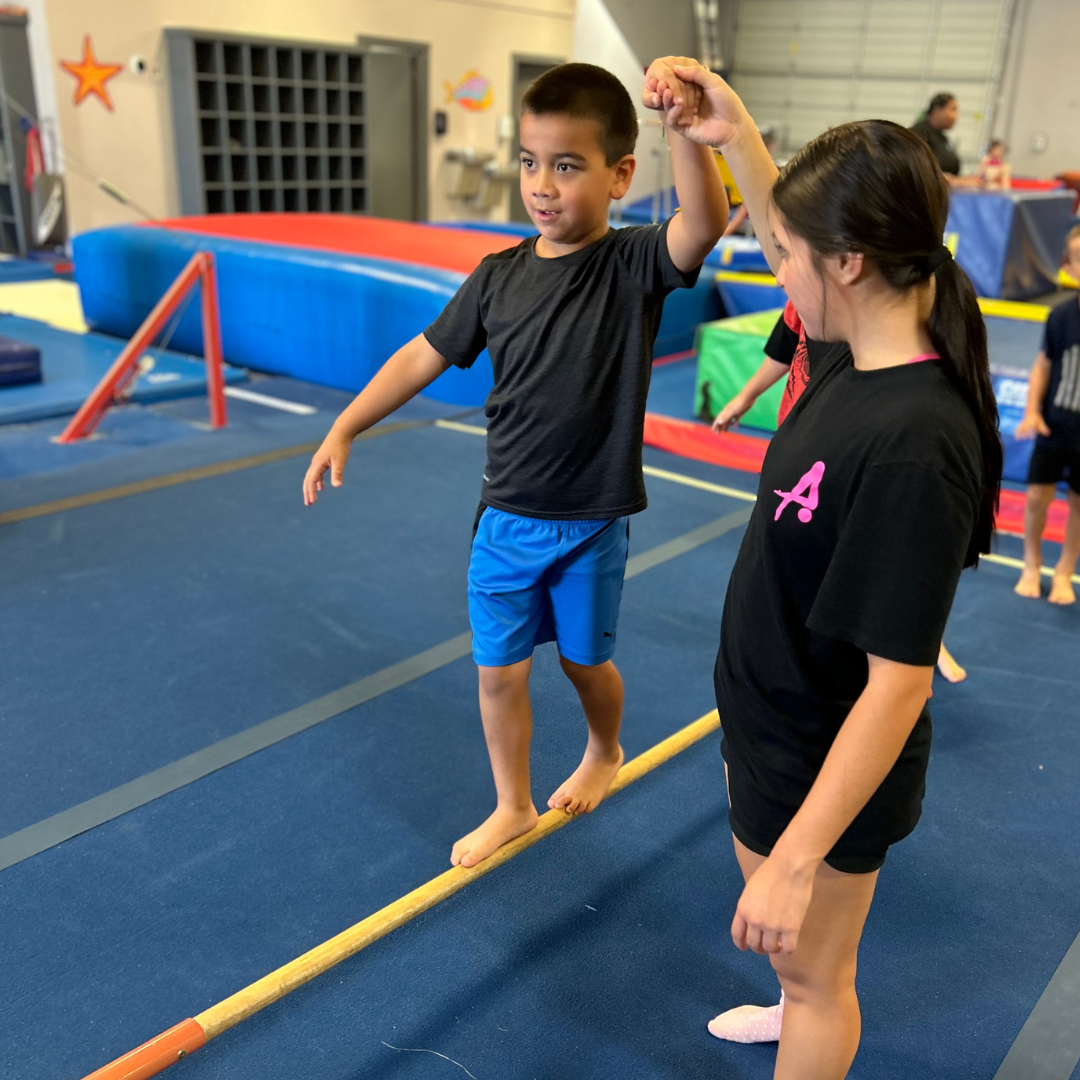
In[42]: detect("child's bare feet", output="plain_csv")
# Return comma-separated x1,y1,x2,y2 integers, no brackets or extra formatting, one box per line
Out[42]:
1014,568,1042,598
451,804,538,868
1049,573,1076,605
548,744,625,815
936,644,967,684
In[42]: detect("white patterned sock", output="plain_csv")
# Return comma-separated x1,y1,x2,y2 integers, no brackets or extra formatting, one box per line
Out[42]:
707,991,784,1044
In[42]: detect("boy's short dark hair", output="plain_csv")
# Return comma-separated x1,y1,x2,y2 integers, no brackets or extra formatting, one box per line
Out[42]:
521,63,638,165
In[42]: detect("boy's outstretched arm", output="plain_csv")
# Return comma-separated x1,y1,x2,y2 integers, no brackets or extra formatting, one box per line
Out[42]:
303,333,450,505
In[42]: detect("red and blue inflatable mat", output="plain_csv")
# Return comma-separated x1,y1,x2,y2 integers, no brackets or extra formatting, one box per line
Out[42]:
73,215,523,406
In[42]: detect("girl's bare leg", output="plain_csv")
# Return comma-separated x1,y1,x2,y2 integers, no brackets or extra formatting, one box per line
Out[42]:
732,836,879,1080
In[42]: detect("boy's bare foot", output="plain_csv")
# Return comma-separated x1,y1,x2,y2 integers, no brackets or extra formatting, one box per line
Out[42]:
1048,573,1077,605
936,646,967,684
548,744,625,816
1014,568,1042,598
451,804,539,869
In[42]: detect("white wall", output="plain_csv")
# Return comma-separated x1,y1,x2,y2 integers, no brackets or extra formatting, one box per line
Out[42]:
999,0,1080,177
37,0,574,232
573,0,669,210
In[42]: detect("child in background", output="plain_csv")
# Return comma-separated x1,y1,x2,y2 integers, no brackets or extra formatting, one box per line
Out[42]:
303,63,727,868
1014,223,1080,605
976,139,1011,190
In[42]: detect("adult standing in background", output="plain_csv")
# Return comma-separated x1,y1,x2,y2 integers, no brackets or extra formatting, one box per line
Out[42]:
910,93,966,182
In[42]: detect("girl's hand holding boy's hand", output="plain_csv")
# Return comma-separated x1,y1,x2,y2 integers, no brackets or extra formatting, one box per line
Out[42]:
713,392,753,433
1015,411,1051,440
642,56,702,134
643,59,750,149
303,429,352,506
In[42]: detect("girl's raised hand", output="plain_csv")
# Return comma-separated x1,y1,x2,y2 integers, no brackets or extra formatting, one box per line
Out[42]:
645,60,751,150
642,56,701,130
303,431,352,506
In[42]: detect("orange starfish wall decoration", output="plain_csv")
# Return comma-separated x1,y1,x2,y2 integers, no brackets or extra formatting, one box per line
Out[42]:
60,36,123,111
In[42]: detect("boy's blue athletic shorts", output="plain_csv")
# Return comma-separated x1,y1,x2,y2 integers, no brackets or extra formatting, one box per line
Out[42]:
468,507,630,668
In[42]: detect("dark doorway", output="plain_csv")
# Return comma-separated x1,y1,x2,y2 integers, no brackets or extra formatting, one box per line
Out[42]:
356,36,429,220
510,56,562,223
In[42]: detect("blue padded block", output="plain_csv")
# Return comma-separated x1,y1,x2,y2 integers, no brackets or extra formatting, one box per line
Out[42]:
715,276,787,315
994,372,1037,484
73,225,493,408
655,275,722,356
0,335,41,386
703,236,771,272
947,190,1077,300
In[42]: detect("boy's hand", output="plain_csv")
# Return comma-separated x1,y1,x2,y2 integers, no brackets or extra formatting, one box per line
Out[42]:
713,392,753,433
1015,411,1051,440
303,429,352,506
642,56,702,135
644,60,750,149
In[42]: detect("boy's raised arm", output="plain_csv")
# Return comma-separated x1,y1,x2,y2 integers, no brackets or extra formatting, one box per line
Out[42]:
653,57,728,273
644,59,782,275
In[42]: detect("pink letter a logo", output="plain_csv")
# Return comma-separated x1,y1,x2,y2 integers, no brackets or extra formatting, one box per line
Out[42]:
774,460,825,523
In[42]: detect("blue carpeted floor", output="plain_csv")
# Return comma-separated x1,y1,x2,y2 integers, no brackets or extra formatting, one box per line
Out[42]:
1,366,1078,1080
0,314,248,425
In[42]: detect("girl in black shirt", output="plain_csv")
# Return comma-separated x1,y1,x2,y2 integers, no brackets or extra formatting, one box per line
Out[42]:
644,60,1001,1077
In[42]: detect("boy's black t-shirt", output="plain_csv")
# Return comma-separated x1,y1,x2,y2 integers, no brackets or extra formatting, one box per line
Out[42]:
423,221,699,520
1040,296,1080,449
715,344,982,856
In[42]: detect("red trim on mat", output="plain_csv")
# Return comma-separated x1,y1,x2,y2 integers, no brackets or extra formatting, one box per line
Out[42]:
643,412,768,473
996,488,1069,542
642,411,1068,543
652,350,697,367
149,214,521,275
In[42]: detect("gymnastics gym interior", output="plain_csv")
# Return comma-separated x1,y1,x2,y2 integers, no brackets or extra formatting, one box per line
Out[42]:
1,2,1078,1078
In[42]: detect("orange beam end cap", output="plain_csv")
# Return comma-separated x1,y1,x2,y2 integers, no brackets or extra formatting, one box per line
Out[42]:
81,1018,207,1080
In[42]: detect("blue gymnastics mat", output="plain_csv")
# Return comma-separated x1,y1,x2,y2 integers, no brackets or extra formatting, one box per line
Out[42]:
0,258,57,283
0,314,245,425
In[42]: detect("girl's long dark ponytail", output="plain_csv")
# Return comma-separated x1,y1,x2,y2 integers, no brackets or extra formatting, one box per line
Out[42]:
772,119,1002,568
926,256,1001,564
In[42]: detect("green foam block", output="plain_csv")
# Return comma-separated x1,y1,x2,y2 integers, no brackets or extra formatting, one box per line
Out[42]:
693,308,784,432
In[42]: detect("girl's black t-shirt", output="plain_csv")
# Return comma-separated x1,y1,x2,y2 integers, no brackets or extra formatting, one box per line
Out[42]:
715,342,982,856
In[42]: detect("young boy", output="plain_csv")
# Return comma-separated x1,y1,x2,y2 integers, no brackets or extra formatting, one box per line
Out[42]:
1014,222,1080,605
302,62,727,867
